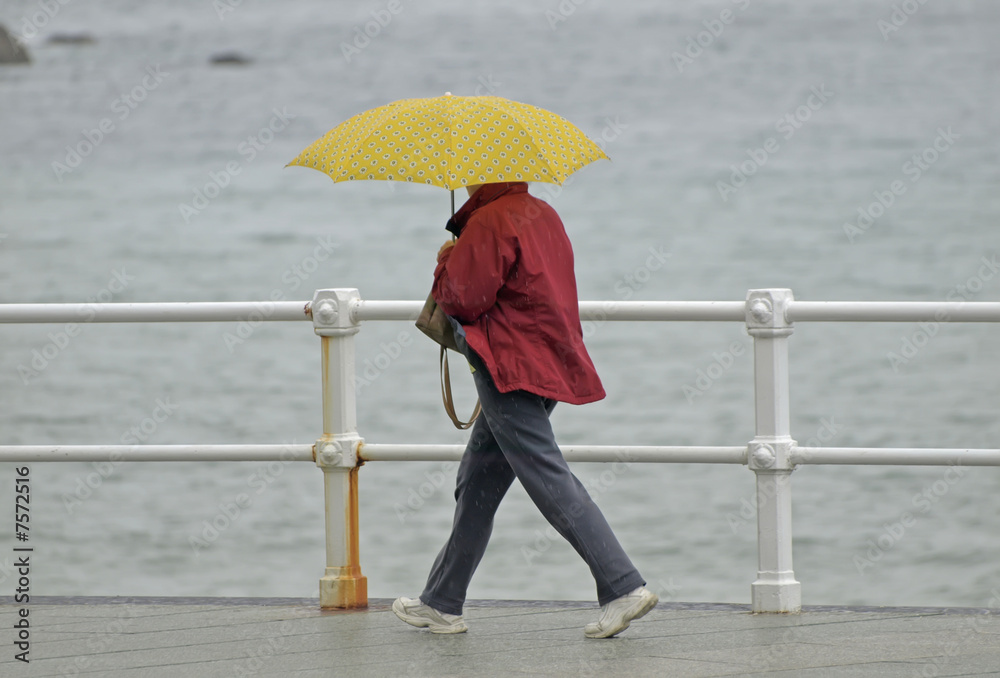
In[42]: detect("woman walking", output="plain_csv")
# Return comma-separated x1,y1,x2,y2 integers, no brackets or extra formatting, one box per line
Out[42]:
393,181,657,638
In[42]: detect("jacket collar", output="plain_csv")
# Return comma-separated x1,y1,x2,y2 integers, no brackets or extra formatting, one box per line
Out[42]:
445,182,528,237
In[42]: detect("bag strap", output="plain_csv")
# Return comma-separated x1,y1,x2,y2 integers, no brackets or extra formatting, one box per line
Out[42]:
439,346,482,429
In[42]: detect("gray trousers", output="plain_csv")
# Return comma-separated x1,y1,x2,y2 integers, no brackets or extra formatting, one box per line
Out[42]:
420,324,645,615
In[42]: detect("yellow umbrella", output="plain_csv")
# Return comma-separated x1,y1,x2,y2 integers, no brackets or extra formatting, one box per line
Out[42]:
286,94,608,197
289,95,606,427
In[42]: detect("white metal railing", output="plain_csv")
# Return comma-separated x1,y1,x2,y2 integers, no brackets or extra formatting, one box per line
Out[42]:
2,288,999,612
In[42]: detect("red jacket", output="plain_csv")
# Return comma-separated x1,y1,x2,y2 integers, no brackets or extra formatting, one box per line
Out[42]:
432,182,605,405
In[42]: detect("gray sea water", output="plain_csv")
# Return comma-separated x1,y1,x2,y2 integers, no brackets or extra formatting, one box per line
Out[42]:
1,0,999,609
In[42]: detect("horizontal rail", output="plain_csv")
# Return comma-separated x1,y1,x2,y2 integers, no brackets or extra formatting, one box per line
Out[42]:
351,300,747,323
352,300,422,322
577,301,746,322
0,300,746,325
4,443,996,466
0,444,316,462
787,301,1000,323
0,302,312,324
359,444,748,464
792,447,1000,466
5,299,1000,325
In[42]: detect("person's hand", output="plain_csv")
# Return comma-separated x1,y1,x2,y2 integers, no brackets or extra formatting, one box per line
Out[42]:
437,239,456,260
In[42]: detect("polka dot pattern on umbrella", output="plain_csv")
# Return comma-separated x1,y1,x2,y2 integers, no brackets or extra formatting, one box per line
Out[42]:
287,95,609,190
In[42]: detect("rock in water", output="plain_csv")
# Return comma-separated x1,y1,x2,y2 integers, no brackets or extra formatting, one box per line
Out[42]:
0,24,31,64
47,33,97,45
210,51,252,66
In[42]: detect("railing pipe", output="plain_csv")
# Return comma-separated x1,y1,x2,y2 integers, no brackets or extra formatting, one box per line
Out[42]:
787,301,1000,323
359,444,747,464
3,444,992,467
0,444,314,462
351,300,423,322
577,301,745,322
350,299,746,323
0,301,311,324
793,447,1000,466
5,300,999,325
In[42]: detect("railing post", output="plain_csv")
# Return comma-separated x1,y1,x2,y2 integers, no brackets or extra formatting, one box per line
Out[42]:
745,289,801,613
311,288,367,609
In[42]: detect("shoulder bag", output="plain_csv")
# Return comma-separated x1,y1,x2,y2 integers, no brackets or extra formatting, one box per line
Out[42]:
415,294,482,429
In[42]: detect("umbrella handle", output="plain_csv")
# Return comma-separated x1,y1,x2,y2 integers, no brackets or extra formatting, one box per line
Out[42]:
450,189,456,241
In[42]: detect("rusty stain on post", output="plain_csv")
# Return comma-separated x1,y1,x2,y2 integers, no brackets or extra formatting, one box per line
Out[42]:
346,466,365,594
320,465,368,609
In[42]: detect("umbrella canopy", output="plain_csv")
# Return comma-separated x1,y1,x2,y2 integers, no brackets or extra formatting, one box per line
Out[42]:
287,94,608,190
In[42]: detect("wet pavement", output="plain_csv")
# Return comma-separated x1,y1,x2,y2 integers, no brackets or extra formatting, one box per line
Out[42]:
2,597,998,677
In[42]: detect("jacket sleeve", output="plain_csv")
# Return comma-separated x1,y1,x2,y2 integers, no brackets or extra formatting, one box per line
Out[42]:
432,214,517,323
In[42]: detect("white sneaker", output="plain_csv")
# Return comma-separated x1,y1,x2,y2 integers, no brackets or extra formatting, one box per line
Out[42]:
584,586,658,638
392,596,468,634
